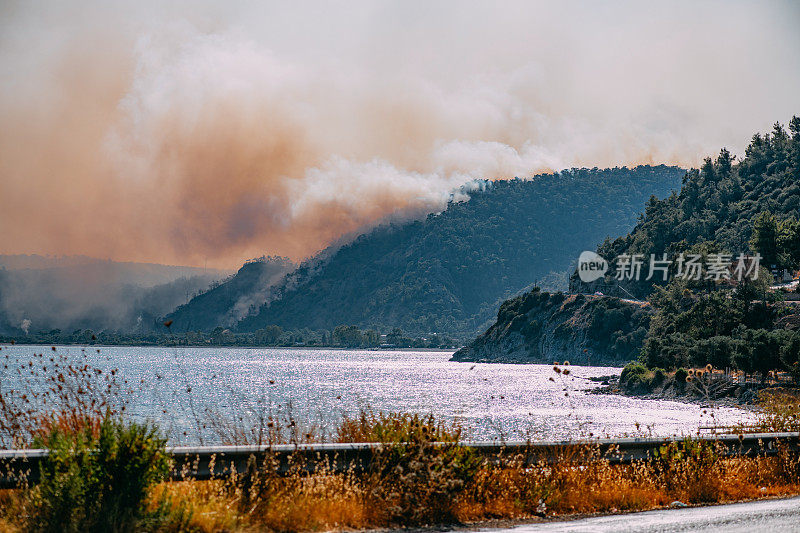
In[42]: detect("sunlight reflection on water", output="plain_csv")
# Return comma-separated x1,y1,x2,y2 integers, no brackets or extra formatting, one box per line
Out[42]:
3,345,754,444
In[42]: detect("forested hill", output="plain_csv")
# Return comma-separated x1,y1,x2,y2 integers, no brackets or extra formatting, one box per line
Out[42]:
235,165,683,337
164,256,295,331
464,117,800,371
576,118,800,298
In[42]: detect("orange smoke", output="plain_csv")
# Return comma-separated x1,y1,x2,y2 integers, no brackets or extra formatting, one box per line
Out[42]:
1,1,798,268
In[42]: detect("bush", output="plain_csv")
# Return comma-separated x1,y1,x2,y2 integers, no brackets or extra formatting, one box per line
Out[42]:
651,439,723,503
339,412,480,526
651,368,667,386
620,362,648,385
674,368,689,385
619,362,653,393
29,415,169,532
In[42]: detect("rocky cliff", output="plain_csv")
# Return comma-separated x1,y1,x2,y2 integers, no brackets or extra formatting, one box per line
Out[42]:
452,289,652,366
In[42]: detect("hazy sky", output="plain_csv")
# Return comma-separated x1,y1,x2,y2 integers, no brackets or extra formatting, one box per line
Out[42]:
1,0,798,268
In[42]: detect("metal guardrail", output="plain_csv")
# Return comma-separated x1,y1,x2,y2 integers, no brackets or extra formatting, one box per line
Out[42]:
1,432,798,488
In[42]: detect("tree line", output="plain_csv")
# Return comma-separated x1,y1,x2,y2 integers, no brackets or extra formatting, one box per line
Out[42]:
0,325,460,350
581,117,800,380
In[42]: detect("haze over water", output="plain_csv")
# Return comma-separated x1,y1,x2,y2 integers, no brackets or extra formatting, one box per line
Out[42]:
2,345,753,444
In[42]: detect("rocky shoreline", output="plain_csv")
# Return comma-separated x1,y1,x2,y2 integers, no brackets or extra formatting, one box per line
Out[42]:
586,374,763,408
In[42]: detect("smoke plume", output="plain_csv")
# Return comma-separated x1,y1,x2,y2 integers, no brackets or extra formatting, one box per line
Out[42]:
1,1,799,268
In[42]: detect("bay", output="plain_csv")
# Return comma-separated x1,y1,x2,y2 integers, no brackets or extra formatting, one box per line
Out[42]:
1,345,753,444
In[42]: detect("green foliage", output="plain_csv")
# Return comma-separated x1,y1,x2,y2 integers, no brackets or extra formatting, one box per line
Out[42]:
619,362,670,391
331,325,365,347
750,211,780,267
2,324,460,349
29,416,169,533
778,217,800,267
165,257,295,332
620,362,648,385
633,134,799,374
642,333,689,369
619,362,651,391
578,118,800,298
734,328,789,379
641,273,777,370
651,367,667,386
781,332,800,383
337,411,463,445
689,336,737,369
642,276,788,374
467,118,800,370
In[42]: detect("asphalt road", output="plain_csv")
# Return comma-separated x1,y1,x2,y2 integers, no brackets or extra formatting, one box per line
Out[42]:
482,497,800,533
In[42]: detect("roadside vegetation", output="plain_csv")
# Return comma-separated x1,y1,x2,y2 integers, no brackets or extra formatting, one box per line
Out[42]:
0,350,799,532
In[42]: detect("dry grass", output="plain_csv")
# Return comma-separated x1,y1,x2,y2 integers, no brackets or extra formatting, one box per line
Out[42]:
134,445,800,532
144,472,367,532
0,348,129,449
125,409,800,532
336,410,463,443
3,433,800,532
748,389,800,432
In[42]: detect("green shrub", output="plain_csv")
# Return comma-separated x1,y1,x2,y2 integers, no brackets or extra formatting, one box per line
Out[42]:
29,415,169,533
674,368,689,385
620,362,648,385
651,368,667,386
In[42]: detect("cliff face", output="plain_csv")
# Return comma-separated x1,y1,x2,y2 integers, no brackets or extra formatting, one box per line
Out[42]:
451,289,652,366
